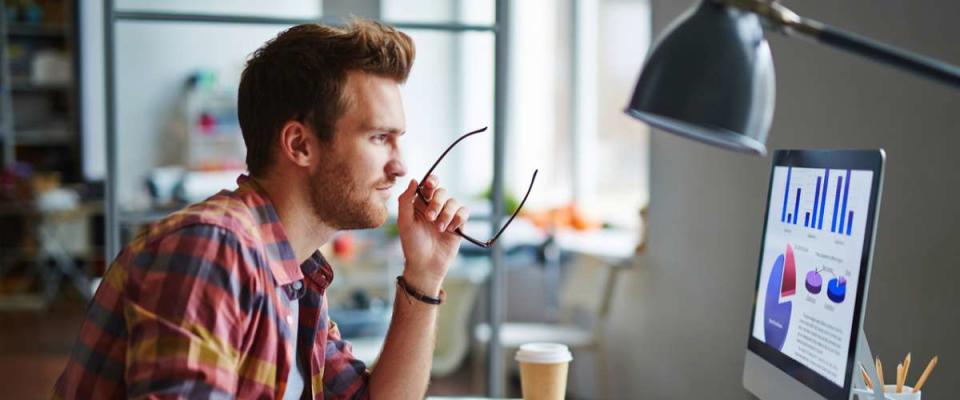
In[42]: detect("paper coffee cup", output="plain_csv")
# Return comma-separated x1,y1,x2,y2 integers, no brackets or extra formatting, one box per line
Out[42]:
515,343,573,400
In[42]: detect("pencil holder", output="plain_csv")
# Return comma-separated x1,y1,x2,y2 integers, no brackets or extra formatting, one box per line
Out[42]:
853,385,920,400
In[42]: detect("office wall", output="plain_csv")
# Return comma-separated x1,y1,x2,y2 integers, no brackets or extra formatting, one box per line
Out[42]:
607,0,960,398
82,1,323,182
114,22,292,208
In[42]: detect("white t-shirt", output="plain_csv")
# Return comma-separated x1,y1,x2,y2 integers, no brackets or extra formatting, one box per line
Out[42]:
283,280,306,400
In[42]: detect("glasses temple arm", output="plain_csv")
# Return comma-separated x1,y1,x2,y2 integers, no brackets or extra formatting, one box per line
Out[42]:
484,169,538,245
415,126,489,202
410,126,537,249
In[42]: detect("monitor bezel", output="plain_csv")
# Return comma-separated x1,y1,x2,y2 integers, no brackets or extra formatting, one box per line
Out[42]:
746,149,885,400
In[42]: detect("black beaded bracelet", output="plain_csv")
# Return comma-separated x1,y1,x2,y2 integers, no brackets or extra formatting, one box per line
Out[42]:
396,276,445,305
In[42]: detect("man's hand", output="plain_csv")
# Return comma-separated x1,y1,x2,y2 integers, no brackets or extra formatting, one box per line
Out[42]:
396,176,469,294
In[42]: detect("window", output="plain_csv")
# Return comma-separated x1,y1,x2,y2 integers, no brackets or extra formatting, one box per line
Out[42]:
507,0,650,227
388,0,650,228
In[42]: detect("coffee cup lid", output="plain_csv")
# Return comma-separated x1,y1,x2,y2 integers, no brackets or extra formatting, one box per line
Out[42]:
515,343,573,364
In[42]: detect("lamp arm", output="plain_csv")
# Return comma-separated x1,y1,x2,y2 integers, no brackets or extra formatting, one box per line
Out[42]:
718,0,960,88
812,24,960,88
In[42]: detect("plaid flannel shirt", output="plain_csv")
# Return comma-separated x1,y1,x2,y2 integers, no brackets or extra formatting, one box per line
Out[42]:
55,175,370,399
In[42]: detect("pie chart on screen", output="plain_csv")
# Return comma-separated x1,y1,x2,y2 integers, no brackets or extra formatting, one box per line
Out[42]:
763,244,797,351
827,276,847,303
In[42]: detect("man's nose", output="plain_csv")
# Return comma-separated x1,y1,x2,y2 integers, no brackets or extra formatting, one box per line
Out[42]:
386,158,406,179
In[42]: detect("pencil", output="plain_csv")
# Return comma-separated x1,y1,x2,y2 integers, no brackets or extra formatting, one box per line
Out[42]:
896,363,904,393
876,357,885,393
913,355,938,393
903,353,911,388
858,362,873,389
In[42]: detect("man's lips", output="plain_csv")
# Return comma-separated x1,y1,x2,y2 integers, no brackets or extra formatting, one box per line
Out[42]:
375,185,393,201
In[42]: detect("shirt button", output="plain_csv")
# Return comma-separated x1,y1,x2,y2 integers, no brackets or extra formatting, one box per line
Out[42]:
287,315,295,325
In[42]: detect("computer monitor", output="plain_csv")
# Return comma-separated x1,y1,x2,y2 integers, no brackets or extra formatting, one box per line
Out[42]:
744,149,885,400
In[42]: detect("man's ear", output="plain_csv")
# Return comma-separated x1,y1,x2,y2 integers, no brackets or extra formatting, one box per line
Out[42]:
277,120,315,168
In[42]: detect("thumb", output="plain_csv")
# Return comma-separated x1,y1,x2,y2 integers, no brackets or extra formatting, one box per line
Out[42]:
397,179,418,224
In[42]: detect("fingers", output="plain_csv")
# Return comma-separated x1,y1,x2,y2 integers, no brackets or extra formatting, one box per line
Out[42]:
397,179,418,224
416,174,441,203
424,188,448,221
410,175,470,232
447,206,470,233
399,178,418,203
435,198,462,232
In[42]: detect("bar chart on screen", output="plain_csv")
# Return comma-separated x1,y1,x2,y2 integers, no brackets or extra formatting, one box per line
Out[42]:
776,166,872,237
754,162,875,387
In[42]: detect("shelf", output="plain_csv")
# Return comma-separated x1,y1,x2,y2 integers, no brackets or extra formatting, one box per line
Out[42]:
6,23,70,38
10,80,71,92
14,126,73,146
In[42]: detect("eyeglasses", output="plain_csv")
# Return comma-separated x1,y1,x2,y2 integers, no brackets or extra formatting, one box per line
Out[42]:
415,126,538,248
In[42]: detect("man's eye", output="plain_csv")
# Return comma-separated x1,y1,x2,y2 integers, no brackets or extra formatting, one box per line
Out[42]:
373,134,388,143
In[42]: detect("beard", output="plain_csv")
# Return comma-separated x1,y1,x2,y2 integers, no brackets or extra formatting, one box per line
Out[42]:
307,156,390,230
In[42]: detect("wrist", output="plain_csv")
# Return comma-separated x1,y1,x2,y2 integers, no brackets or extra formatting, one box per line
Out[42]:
396,276,445,305
401,268,444,296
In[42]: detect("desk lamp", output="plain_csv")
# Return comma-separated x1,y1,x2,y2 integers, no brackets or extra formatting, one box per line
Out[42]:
625,0,960,155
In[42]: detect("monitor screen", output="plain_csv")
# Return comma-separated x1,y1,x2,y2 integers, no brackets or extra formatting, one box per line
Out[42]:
745,150,884,400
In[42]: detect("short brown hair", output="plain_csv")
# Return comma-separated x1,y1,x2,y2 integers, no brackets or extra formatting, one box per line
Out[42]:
238,19,415,176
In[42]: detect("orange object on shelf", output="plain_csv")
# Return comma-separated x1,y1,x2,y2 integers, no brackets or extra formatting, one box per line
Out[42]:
523,203,602,231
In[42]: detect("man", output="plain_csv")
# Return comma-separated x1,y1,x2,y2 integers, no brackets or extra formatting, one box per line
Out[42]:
56,19,469,399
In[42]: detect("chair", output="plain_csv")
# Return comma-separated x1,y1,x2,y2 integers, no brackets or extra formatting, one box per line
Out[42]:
343,260,487,377
0,197,96,310
473,253,630,399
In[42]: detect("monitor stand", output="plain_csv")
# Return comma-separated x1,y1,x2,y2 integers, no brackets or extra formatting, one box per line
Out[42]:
852,329,887,400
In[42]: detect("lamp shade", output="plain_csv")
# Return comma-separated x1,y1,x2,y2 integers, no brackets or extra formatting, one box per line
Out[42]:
626,1,775,155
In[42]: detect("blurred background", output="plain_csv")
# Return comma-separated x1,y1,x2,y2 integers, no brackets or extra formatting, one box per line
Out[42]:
0,0,648,398
2,1,958,399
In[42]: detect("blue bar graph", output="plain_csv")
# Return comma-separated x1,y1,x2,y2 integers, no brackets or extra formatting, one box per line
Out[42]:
838,169,852,233
831,176,843,232
778,167,858,234
782,167,792,222
846,211,854,235
793,189,801,224
812,177,822,228
818,169,830,229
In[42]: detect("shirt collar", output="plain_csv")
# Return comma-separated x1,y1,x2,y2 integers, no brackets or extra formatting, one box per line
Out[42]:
302,250,335,292
236,174,305,286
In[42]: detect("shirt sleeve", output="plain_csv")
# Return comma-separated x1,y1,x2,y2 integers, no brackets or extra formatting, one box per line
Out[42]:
122,224,256,399
321,296,372,400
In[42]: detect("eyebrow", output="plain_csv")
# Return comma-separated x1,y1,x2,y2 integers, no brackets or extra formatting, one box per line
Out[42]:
367,126,406,136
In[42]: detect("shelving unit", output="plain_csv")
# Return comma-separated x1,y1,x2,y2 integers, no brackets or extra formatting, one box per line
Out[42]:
0,1,93,310
0,0,81,181
0,6,14,167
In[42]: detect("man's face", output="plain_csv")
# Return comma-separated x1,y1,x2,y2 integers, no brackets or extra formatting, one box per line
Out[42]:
308,72,407,229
